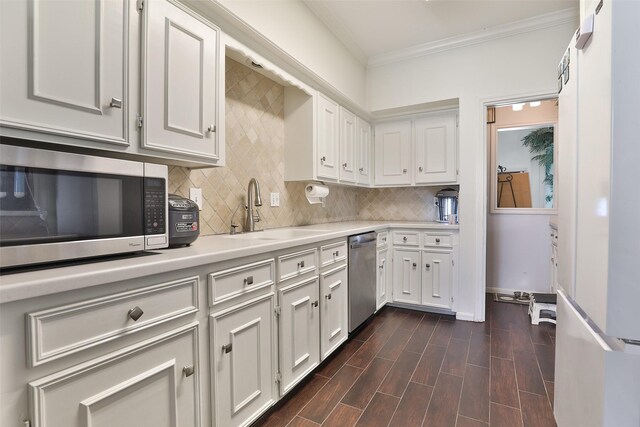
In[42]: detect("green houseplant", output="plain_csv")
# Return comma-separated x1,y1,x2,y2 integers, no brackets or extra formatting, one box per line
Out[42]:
521,126,554,203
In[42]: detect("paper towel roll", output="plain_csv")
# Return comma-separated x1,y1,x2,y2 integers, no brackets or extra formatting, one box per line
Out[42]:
305,183,329,204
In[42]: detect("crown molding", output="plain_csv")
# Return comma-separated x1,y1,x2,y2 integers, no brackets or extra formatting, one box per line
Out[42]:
368,7,579,69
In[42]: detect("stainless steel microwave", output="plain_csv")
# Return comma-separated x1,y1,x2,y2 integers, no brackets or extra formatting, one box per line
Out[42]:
0,145,168,269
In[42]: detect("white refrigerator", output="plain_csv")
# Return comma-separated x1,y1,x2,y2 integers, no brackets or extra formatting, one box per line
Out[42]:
555,0,640,426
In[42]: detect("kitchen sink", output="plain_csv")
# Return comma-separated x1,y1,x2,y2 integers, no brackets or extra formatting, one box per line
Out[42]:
223,228,330,241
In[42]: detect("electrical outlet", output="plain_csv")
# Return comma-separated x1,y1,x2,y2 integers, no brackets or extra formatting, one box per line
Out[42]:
189,187,203,210
270,192,280,207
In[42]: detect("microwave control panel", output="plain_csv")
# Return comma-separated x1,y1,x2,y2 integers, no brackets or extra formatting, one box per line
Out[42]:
144,178,166,235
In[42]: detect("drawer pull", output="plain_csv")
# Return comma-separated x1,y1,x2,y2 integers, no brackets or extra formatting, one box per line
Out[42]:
127,306,144,321
403,236,407,242
426,264,431,269
333,251,339,257
297,260,305,269
412,263,417,268
183,365,195,377
379,264,384,269
312,300,319,308
207,124,216,133
222,343,233,353
435,238,441,243
109,97,122,108
325,294,332,300
244,276,254,285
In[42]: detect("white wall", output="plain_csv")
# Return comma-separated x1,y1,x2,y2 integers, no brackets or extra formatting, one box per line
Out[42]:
217,0,367,107
367,23,577,319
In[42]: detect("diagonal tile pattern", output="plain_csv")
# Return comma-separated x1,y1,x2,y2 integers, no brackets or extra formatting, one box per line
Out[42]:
252,295,556,427
169,58,445,235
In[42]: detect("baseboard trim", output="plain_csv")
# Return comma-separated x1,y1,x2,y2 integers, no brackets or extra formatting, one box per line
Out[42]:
455,312,475,321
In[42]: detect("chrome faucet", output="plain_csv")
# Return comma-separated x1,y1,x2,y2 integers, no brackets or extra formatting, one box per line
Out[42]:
245,178,263,232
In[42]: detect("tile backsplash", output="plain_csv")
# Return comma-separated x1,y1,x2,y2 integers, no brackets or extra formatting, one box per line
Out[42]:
169,58,443,235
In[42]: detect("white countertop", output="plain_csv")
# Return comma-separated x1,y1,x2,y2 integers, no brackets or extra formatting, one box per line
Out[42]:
0,221,458,304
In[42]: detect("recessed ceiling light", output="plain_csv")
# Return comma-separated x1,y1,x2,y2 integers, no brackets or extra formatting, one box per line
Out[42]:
512,103,525,111
530,101,541,107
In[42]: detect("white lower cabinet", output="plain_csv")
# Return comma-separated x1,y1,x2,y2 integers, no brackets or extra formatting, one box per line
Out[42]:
392,249,422,305
28,323,200,427
320,264,348,360
211,293,276,427
376,247,390,310
421,251,452,309
277,277,320,395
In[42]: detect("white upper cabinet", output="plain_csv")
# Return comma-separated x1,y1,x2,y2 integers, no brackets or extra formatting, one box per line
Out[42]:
0,0,128,145
143,0,222,163
374,111,458,187
316,93,340,180
356,117,372,186
374,120,412,186
414,114,457,184
339,107,357,183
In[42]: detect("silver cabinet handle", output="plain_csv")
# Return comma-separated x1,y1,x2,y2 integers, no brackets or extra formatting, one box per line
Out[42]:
244,276,254,285
403,236,407,242
333,251,339,257
426,264,431,269
435,238,441,243
343,163,348,168
312,300,319,307
325,294,332,300
359,167,364,172
110,98,122,108
321,156,326,162
297,260,305,268
222,343,232,353
403,169,407,173
127,306,144,321
379,264,384,269
419,166,423,172
207,124,216,133
183,365,195,377
412,263,417,268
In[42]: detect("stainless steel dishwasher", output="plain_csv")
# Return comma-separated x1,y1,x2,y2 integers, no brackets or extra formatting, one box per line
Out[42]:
348,231,377,333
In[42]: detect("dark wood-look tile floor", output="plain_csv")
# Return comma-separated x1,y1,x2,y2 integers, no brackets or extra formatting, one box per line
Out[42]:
253,295,556,427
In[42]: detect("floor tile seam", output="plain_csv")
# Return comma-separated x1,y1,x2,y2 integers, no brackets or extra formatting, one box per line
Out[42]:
290,414,320,426
458,413,490,425
512,355,525,426
490,401,523,411
515,348,549,397
543,380,554,408
490,354,514,362
342,356,393,411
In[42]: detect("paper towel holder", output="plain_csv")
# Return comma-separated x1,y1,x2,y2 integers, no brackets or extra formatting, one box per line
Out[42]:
305,182,329,207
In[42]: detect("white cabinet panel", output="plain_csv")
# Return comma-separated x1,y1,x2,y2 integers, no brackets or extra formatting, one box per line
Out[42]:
356,117,372,186
316,93,339,180
278,277,320,395
211,294,276,427
421,251,452,309
374,120,412,186
414,114,457,184
28,324,200,427
377,248,389,310
144,0,221,161
339,107,357,183
320,264,348,360
392,249,421,304
0,0,128,144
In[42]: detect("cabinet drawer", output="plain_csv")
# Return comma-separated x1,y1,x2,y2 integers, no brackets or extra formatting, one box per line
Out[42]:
278,248,318,282
208,258,275,305
377,231,389,248
423,233,453,248
320,241,348,267
393,231,420,246
27,277,199,367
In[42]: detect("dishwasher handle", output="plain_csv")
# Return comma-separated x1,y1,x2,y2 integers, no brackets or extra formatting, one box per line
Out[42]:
350,240,377,249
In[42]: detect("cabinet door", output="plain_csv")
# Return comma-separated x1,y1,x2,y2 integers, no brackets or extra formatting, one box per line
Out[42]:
392,249,421,304
28,324,200,427
0,0,128,144
374,120,412,185
320,264,348,360
212,294,276,427
356,117,372,186
144,0,221,161
316,93,339,180
551,243,558,293
376,248,388,310
414,113,457,184
278,277,320,395
339,107,357,183
421,251,452,309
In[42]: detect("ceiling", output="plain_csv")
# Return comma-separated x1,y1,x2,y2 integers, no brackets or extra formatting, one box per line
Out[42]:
303,0,578,64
